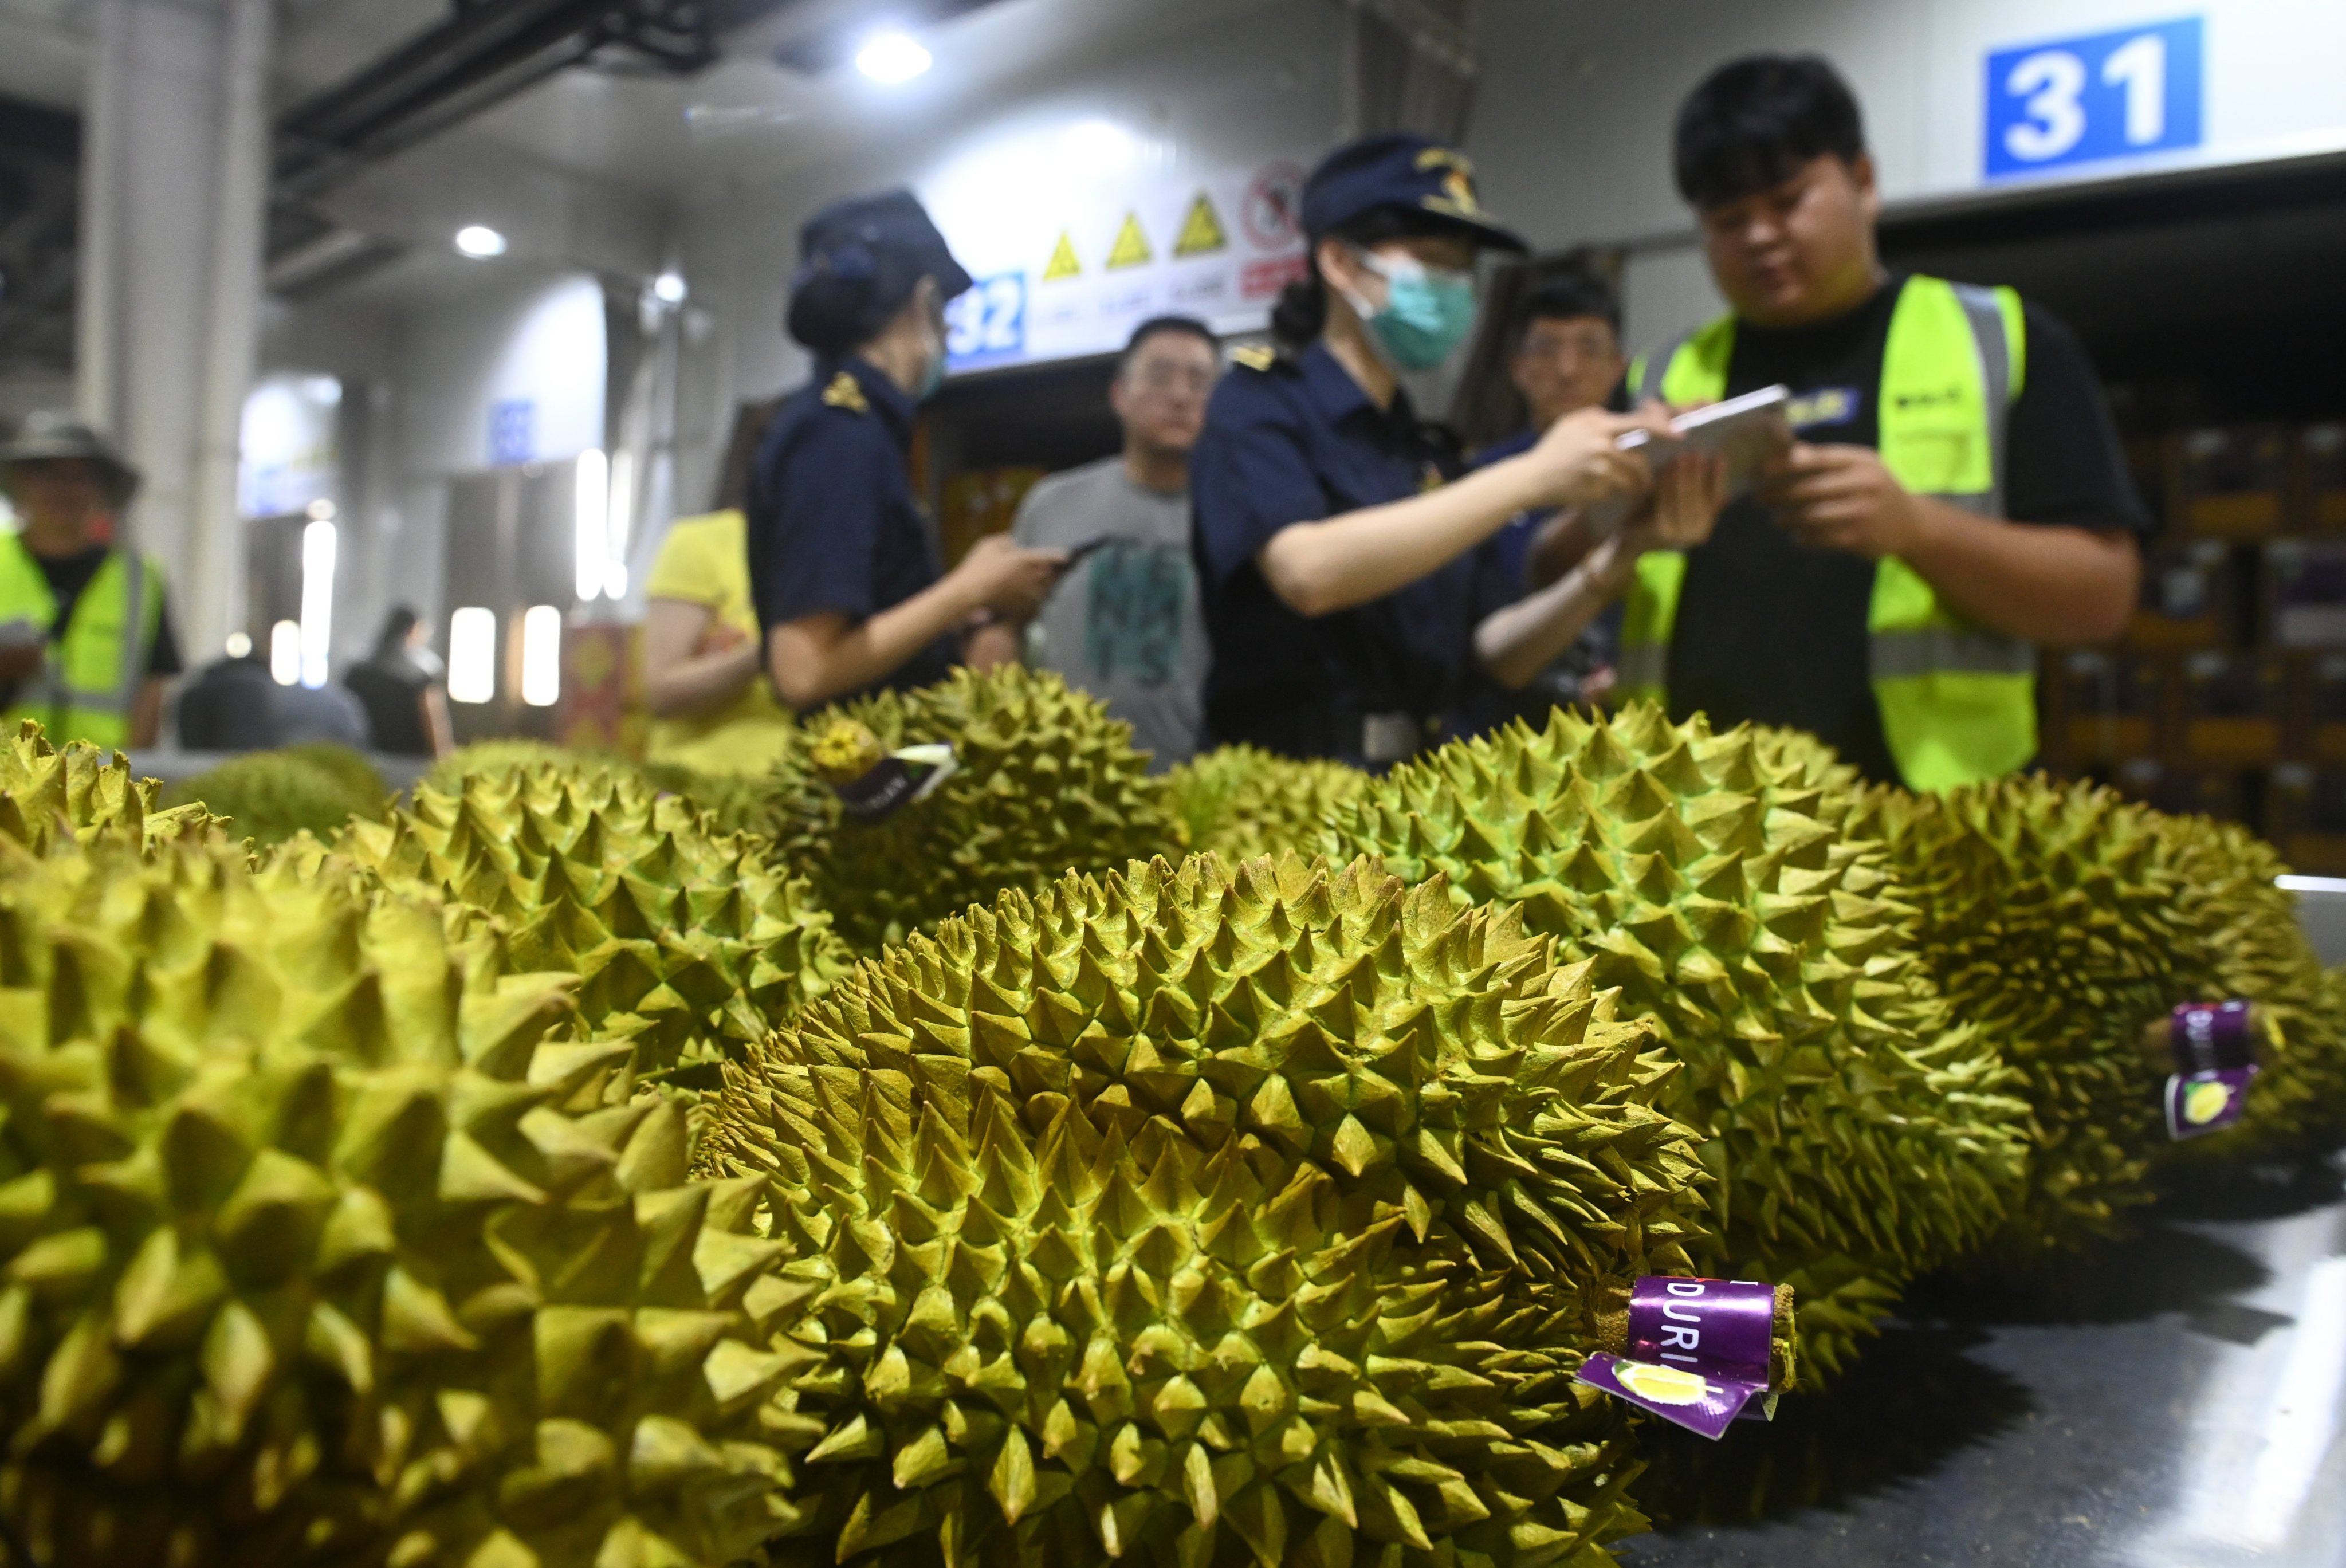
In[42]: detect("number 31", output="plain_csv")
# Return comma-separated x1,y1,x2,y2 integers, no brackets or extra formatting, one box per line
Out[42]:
2003,32,2167,163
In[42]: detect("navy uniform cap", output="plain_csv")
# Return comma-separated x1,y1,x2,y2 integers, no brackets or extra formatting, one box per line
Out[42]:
796,189,973,300
1298,133,1527,253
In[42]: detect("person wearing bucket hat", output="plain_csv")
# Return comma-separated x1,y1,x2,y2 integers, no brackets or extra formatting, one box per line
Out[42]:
748,188,1067,713
1188,133,1693,767
0,411,182,749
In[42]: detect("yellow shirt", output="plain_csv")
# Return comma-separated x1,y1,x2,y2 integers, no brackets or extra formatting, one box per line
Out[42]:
642,509,795,775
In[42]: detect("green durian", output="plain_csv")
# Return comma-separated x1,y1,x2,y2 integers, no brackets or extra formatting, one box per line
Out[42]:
639,760,771,839
1166,745,1368,864
1,720,217,853
2157,815,2346,1161
0,830,803,1566
763,666,1179,953
1323,704,2030,1379
306,761,853,1085
164,748,388,848
422,738,581,796
701,851,1715,1567
1858,777,2188,1255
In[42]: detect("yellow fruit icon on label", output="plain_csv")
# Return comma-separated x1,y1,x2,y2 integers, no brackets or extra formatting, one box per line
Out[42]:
1614,1360,1713,1406
2183,1079,2232,1125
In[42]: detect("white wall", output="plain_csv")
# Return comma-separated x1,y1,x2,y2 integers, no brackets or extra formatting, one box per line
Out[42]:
1469,0,2346,350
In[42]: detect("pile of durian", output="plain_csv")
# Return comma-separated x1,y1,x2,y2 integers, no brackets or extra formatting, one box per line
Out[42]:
2,659,2341,1565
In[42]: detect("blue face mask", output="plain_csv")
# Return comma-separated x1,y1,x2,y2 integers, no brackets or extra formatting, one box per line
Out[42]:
1347,249,1478,371
917,349,947,401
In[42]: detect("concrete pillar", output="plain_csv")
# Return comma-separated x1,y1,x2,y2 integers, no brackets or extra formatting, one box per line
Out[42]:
74,0,275,663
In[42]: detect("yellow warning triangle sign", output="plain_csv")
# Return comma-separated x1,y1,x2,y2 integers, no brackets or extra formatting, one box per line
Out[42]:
1105,211,1153,270
1041,230,1081,281
1173,191,1227,256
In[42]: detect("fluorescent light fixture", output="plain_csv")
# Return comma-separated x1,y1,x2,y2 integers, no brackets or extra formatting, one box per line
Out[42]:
269,620,300,686
855,31,931,83
575,447,608,602
1056,117,1135,171
2277,874,2346,894
520,605,562,708
306,498,336,520
651,271,687,305
447,607,496,703
225,631,252,659
298,519,336,688
454,225,507,258
607,449,634,599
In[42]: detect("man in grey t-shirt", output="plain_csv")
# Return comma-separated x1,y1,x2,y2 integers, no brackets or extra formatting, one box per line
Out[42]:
977,317,1219,769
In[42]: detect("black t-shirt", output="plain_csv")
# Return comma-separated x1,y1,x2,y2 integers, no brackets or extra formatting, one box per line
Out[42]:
0,544,184,711
345,655,432,754
1667,277,2152,783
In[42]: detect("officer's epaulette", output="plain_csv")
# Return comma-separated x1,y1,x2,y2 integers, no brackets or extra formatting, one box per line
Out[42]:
1229,343,1293,374
820,371,869,414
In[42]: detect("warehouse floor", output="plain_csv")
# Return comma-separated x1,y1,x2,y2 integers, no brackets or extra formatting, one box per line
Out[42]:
1618,1156,2346,1568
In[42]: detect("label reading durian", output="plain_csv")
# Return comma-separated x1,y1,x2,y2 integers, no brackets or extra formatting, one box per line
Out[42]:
2165,1065,2257,1140
1576,1276,1783,1441
2168,1000,2255,1075
831,743,958,822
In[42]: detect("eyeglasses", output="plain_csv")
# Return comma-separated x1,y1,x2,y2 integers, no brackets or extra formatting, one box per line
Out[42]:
1129,363,1216,396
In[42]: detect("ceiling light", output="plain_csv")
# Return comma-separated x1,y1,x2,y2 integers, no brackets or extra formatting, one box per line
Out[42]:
454,225,507,258
1056,118,1136,172
651,270,687,305
855,32,931,84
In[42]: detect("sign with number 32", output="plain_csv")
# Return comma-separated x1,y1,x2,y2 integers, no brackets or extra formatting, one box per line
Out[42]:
1985,17,2202,179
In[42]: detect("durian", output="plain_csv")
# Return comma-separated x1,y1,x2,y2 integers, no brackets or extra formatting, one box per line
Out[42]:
2157,815,2346,1161
423,738,580,796
1,720,216,854
0,828,802,1566
1857,777,2188,1254
1166,746,1368,865
1324,705,2030,1379
701,851,1715,1566
762,666,1178,953
306,761,853,1086
164,747,388,848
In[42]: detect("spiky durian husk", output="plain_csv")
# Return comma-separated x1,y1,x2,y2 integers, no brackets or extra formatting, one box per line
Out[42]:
1859,777,2188,1255
0,831,803,1566
1165,745,1368,864
763,666,1179,953
1323,705,2030,1380
701,851,1712,1567
308,763,852,1086
2157,816,2346,1161
639,761,771,840
1,720,217,854
422,739,580,796
164,749,387,849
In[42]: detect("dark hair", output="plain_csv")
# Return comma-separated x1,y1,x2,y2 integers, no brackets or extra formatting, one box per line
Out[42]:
785,249,926,357
1269,207,1464,348
1507,269,1621,348
1673,54,1867,210
374,604,419,658
1119,315,1218,374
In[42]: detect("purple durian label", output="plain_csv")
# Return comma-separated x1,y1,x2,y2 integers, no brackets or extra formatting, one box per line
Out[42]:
1577,1353,1775,1441
1574,1276,1781,1440
832,744,958,822
2169,1000,2254,1074
2165,1065,2258,1140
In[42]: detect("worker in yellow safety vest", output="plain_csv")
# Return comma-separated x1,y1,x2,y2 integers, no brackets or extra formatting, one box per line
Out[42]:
1519,55,2149,791
0,413,181,750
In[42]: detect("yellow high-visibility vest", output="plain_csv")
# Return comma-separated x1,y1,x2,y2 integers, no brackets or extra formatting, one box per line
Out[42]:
0,530,164,751
1618,274,2035,792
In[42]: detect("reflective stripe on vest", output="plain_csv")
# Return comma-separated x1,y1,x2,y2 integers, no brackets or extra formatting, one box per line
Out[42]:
0,533,162,750
1616,274,2036,791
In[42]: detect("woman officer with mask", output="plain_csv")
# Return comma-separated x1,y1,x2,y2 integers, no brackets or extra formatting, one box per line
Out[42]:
750,190,1065,713
1190,135,1669,766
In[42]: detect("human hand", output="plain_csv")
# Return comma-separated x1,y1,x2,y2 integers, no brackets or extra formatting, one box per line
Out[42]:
953,533,1069,621
1757,442,1925,559
1518,404,1658,510
0,640,44,681
697,619,753,655
1623,450,1729,556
